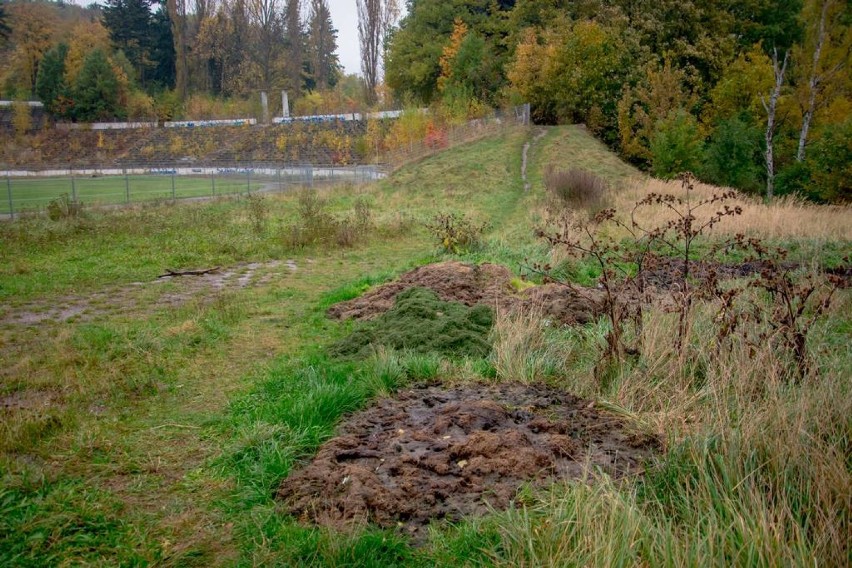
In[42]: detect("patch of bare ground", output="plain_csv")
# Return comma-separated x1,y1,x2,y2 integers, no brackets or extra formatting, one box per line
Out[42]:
0,260,286,326
327,261,605,326
279,382,660,541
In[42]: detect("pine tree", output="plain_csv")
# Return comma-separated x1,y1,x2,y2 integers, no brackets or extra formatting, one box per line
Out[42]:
35,43,70,117
306,0,340,90
102,0,155,85
73,49,122,121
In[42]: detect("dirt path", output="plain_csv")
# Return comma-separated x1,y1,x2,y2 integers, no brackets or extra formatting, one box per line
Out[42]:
522,128,548,191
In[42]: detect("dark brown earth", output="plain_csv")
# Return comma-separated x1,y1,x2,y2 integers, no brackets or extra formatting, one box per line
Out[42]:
327,261,604,326
638,256,852,290
278,382,660,540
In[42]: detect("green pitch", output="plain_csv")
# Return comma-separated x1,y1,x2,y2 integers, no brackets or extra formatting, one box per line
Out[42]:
2,174,275,214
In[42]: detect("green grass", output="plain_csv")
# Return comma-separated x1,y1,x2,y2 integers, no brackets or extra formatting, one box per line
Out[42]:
1,125,849,566
2,174,263,214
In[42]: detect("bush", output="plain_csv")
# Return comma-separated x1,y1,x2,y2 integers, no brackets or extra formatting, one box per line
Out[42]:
424,212,489,253
808,118,851,202
543,166,609,212
46,194,83,220
283,191,374,250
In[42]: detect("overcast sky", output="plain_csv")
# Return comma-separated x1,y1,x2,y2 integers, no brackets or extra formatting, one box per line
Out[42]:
328,1,361,76
329,1,406,76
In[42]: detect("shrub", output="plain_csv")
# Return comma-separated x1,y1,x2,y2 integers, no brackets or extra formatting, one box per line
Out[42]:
46,194,83,221
424,212,489,253
543,166,609,212
244,193,268,234
283,191,374,250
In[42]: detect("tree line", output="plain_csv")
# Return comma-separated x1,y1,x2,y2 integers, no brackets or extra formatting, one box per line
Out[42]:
0,0,342,121
386,0,850,202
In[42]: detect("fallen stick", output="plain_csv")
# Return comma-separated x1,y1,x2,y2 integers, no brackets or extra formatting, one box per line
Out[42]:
158,267,220,278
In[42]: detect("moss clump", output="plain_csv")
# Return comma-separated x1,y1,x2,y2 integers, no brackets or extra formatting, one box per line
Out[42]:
331,287,493,359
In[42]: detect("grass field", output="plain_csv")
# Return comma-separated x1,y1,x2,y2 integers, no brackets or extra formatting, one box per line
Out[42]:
2,173,314,215
1,126,849,566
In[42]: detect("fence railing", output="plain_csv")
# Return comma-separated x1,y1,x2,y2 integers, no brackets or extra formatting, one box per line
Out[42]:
1,164,382,218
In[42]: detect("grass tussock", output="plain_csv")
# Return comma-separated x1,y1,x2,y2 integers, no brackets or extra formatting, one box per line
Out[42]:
543,165,610,213
489,305,575,383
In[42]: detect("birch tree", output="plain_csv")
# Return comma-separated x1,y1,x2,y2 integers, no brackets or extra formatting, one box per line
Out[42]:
795,0,850,162
762,48,789,199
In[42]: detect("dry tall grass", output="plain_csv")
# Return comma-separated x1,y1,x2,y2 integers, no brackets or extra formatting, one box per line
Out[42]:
616,178,852,241
488,293,851,565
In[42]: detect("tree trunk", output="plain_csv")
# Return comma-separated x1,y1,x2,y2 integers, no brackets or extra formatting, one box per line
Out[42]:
762,49,789,200
797,0,830,162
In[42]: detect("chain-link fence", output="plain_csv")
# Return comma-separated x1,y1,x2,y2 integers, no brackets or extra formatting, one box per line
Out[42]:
1,164,383,218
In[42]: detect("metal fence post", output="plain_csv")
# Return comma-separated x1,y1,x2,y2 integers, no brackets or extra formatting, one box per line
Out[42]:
246,166,251,193
124,168,130,203
171,170,176,199
211,169,216,196
276,167,282,192
70,167,77,202
6,175,13,220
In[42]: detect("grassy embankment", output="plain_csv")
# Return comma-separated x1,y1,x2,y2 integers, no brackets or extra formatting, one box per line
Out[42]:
1,126,849,566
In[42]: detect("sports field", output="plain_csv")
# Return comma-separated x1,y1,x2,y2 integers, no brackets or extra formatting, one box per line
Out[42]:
2,173,269,214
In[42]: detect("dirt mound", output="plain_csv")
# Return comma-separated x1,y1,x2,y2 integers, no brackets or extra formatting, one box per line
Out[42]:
278,382,659,540
327,261,603,326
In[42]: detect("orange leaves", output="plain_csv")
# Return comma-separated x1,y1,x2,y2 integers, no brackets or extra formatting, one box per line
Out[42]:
438,18,469,93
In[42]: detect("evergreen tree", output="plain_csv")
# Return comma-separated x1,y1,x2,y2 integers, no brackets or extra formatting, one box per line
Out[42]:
35,43,70,117
102,0,155,83
284,0,303,96
73,49,122,121
306,0,340,90
149,3,176,89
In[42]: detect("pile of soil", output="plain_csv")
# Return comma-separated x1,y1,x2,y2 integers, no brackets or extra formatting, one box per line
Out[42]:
279,382,660,540
327,261,604,326
331,287,494,359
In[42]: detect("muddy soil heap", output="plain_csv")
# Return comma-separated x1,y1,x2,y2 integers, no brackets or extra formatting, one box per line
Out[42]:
327,261,604,325
279,383,660,540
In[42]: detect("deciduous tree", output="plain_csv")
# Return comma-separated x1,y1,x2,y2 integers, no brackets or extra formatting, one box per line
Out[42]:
794,0,850,161
357,0,398,104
